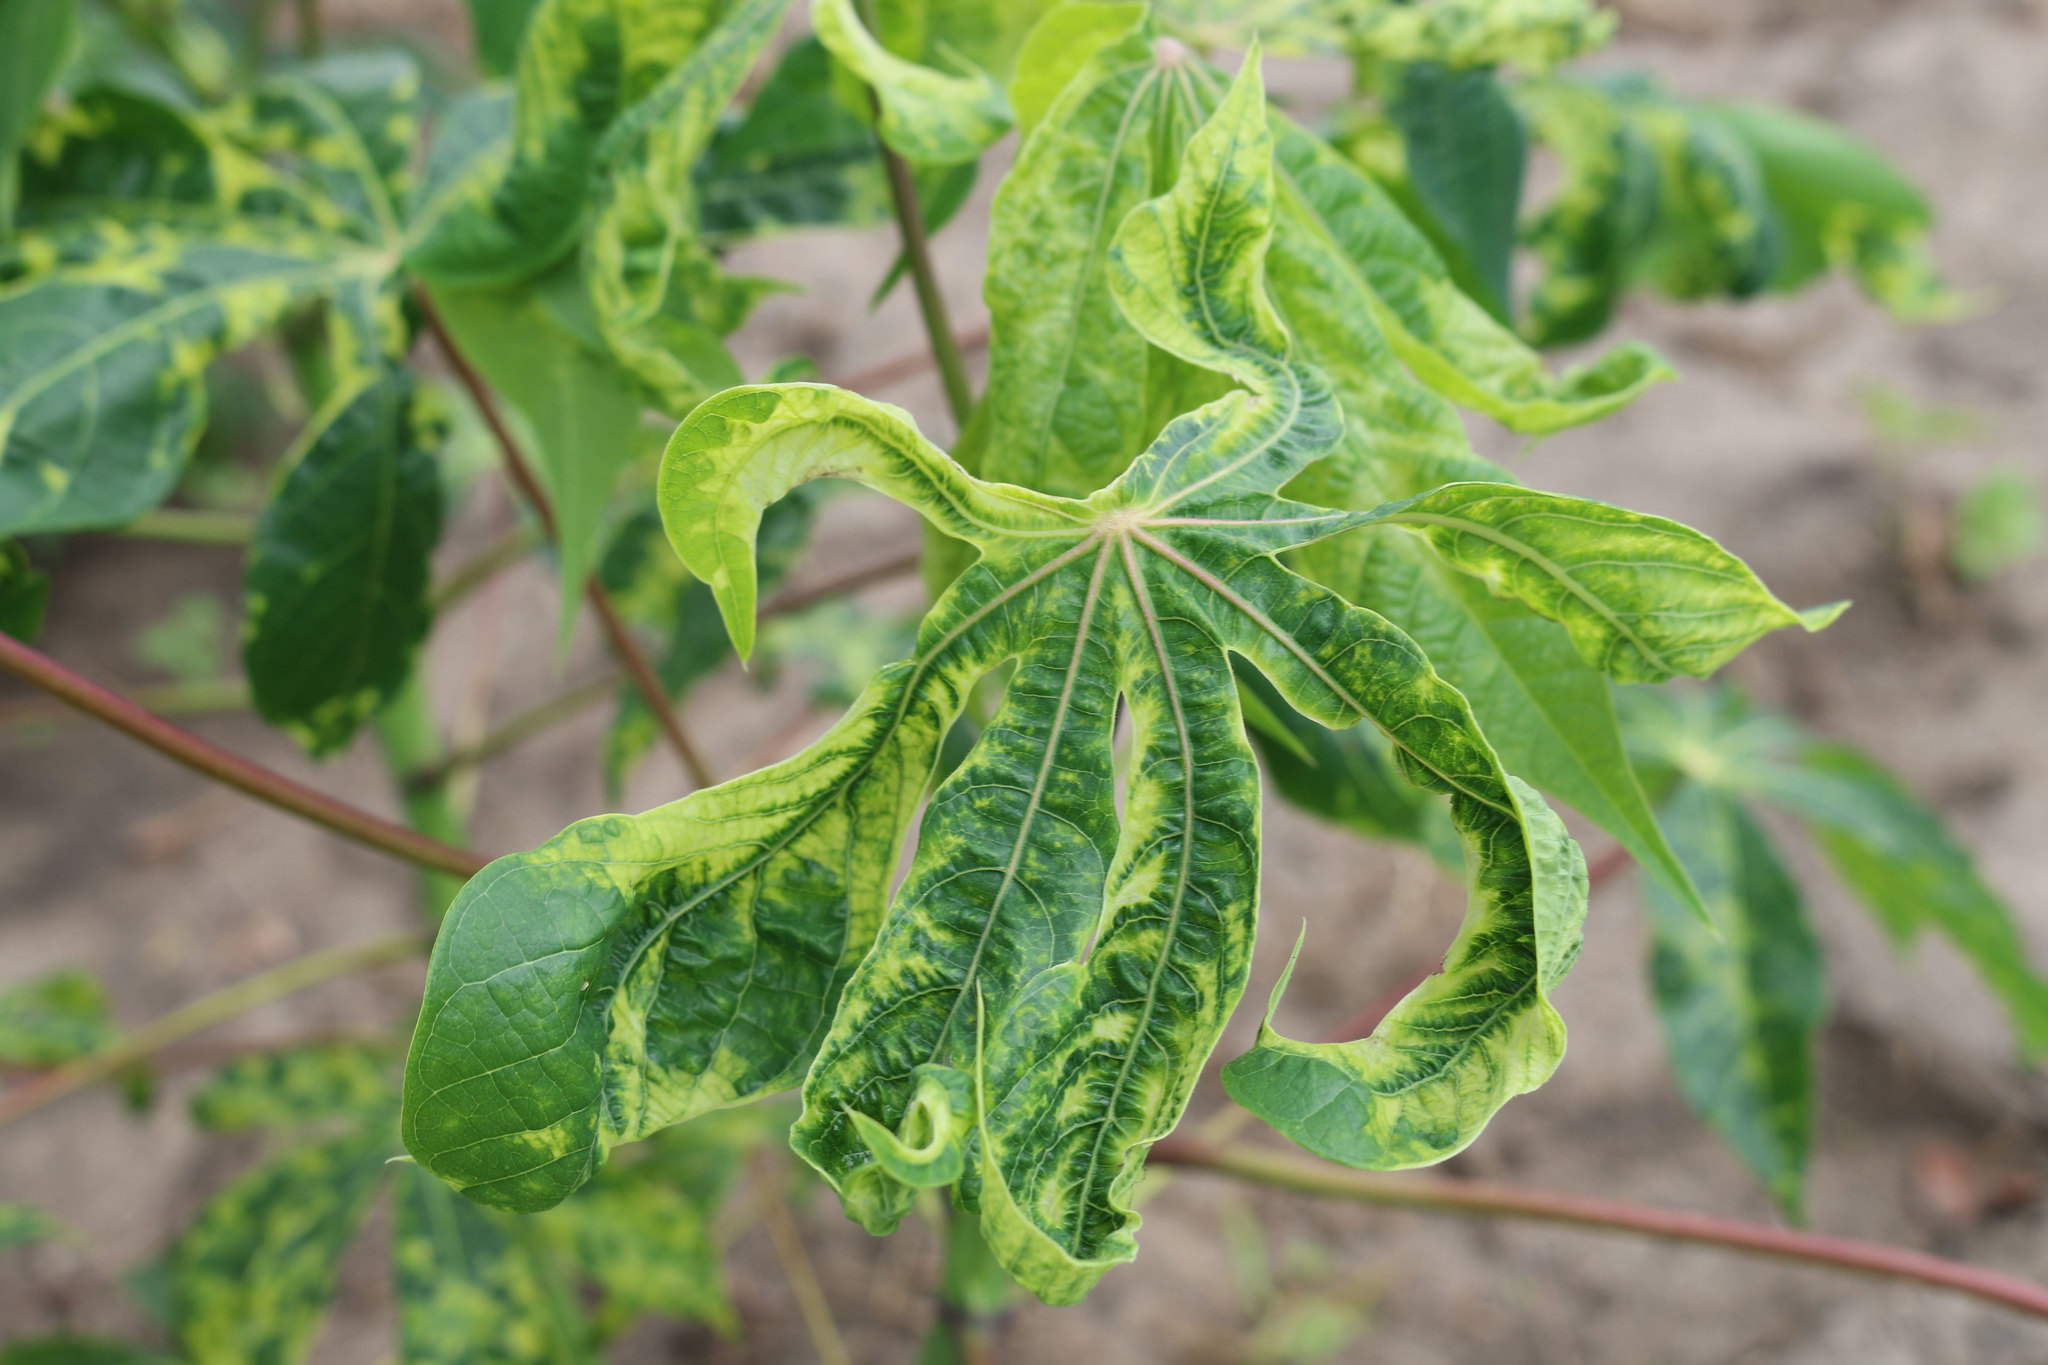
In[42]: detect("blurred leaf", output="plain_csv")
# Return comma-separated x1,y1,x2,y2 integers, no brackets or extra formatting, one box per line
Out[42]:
1950,467,2041,584
463,0,544,77
537,1160,736,1340
0,1202,69,1249
1858,384,1982,450
1342,0,1612,72
135,592,230,684
1386,61,1525,320
243,370,446,757
169,1131,390,1365
393,1162,588,1364
1643,779,1824,1221
190,1041,400,1133
1750,743,2048,1058
0,540,50,642
0,967,116,1066
0,0,78,234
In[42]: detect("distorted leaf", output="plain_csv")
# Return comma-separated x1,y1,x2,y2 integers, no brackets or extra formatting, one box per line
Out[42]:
243,370,446,757
813,0,1012,166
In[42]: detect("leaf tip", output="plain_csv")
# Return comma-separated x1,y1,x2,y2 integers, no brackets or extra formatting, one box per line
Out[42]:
1796,599,1850,632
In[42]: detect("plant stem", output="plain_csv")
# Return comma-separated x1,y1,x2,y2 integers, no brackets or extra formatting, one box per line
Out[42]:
1148,1138,2048,1323
923,1204,1011,1365
2,676,249,733
408,671,622,790
750,1151,853,1365
110,508,254,546
0,932,428,1129
373,669,469,915
0,632,487,879
416,288,717,791
877,141,974,428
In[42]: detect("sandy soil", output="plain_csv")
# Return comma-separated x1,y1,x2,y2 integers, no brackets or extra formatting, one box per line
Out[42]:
6,0,2048,1359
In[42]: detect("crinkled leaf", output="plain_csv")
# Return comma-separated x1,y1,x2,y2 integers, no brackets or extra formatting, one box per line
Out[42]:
1221,775,1585,1169
1351,482,1845,684
0,0,77,233
813,0,1012,166
243,369,446,757
168,1131,389,1365
582,0,788,412
0,218,398,536
189,1041,400,1133
0,967,115,1065
1643,779,1823,1222
392,1162,589,1364
0,539,49,642
405,0,732,286
406,60,1589,1312
1706,100,1965,322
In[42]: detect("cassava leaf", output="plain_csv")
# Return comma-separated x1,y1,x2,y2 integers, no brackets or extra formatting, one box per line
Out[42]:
975,33,1696,916
168,1130,390,1365
405,59,1591,1311
1642,778,1823,1222
812,0,1013,166
393,1162,589,1364
243,369,446,757
0,218,399,536
535,1151,737,1339
1385,61,1525,320
1339,0,1613,72
1750,744,2048,1057
581,0,789,412
0,967,116,1065
465,0,545,76
0,0,77,234
189,1041,401,1134
1348,482,1845,684
426,267,652,641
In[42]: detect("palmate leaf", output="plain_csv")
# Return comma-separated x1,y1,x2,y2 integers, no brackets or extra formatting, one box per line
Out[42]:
1641,779,1823,1222
242,369,446,756
974,19,1705,916
1337,0,1613,73
404,56,1590,1307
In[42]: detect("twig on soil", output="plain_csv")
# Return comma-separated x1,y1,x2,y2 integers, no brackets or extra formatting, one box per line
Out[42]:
1148,1137,2048,1324
751,1150,854,1365
415,286,718,792
0,632,489,878
0,932,429,1130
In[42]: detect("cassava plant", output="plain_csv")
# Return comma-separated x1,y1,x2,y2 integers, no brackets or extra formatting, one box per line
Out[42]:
3,0,2046,1358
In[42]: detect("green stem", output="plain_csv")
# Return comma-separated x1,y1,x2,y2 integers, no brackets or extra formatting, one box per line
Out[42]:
0,631,487,879
110,508,254,546
374,668,469,915
406,671,620,792
1148,1138,2048,1323
878,140,974,429
921,1205,1011,1365
295,0,320,58
430,521,545,612
0,932,429,1129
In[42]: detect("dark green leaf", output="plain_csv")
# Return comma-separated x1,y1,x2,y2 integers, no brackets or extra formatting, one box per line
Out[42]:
1643,779,1824,1221
465,0,545,77
243,369,446,757
0,0,78,233
1386,61,1525,319
0,539,50,641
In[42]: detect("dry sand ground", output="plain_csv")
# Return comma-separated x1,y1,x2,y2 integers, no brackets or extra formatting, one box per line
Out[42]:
6,0,2048,1359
